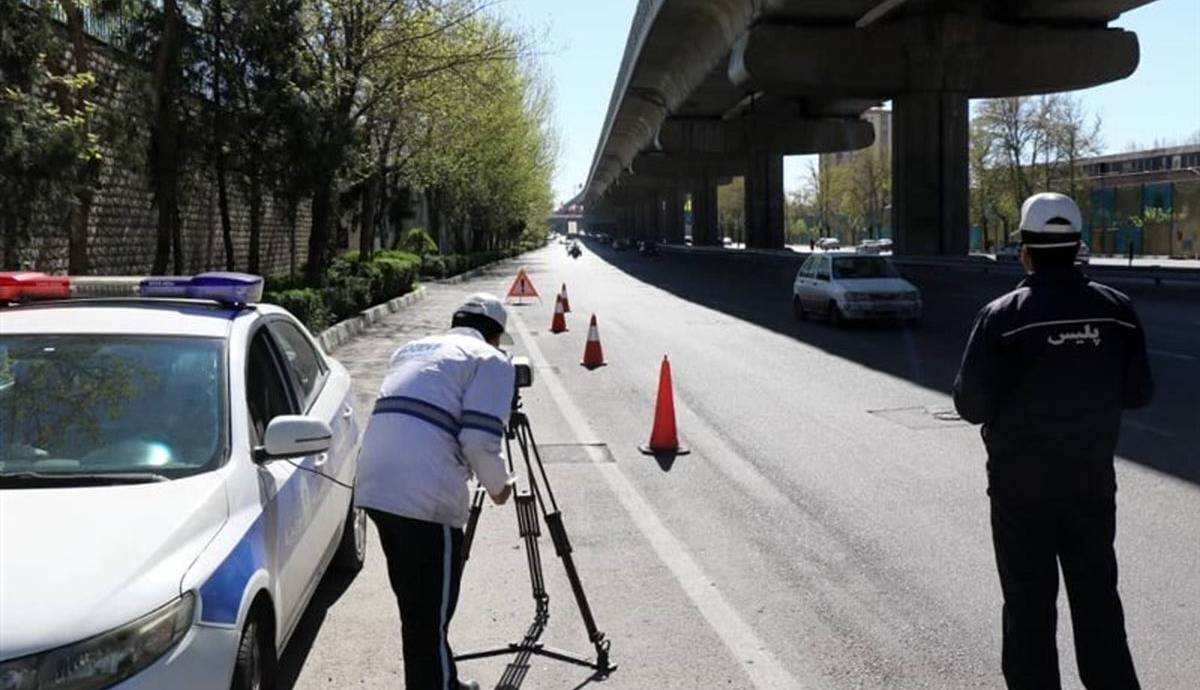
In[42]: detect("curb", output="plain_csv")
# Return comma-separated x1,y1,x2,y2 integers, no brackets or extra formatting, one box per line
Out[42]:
318,286,428,354
431,256,515,285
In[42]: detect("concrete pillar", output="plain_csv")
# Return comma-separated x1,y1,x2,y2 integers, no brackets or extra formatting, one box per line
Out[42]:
691,175,720,246
644,195,660,241
744,152,785,249
891,91,970,256
661,183,685,244
635,198,649,240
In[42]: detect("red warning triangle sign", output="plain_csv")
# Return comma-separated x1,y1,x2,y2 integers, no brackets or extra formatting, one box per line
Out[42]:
506,268,540,301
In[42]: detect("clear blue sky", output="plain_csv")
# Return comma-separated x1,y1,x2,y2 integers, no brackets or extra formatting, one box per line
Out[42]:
504,0,1200,206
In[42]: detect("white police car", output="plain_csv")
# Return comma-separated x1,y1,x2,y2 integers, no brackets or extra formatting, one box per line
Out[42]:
0,272,365,689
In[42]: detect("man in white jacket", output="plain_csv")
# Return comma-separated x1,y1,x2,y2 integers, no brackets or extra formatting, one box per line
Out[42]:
357,292,516,690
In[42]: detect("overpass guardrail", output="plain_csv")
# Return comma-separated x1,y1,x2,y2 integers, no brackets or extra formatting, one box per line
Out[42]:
652,244,1200,286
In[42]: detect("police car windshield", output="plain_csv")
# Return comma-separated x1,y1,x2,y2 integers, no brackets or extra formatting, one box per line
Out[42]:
832,257,899,279
0,335,227,479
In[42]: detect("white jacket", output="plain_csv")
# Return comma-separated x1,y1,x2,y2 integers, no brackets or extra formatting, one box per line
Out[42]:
356,327,515,527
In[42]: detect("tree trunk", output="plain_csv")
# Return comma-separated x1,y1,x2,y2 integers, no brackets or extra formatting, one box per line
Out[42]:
248,172,263,275
306,177,333,286
359,173,380,259
171,198,184,274
215,155,235,270
61,2,94,274
150,0,183,275
2,210,19,270
286,193,298,278
67,187,93,274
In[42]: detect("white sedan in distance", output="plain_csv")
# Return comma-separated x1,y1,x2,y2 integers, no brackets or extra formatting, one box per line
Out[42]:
792,253,922,327
0,271,365,690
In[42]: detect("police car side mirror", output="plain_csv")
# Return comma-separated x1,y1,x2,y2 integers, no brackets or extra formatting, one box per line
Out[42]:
255,416,333,463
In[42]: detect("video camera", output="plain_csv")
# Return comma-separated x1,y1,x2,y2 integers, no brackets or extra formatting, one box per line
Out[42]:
510,356,533,413
513,356,533,389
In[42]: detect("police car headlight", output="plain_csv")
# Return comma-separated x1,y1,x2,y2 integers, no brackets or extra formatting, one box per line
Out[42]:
0,592,194,690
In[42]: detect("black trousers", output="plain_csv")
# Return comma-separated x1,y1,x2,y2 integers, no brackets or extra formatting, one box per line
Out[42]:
369,509,465,690
989,490,1139,690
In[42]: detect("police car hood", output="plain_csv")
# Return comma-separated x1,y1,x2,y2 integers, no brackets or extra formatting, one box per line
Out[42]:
0,472,227,660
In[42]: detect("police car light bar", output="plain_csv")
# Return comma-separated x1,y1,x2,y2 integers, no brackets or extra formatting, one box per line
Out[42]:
0,273,71,301
0,272,264,305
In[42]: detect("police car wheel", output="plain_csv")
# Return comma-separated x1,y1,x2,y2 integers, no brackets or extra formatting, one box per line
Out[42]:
333,501,367,573
792,296,806,321
231,615,273,690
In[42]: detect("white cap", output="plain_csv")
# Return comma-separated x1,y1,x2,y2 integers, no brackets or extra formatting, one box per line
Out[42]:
455,292,513,345
1017,192,1083,248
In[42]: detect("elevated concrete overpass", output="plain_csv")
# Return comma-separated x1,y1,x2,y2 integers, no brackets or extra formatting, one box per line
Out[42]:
583,0,1153,254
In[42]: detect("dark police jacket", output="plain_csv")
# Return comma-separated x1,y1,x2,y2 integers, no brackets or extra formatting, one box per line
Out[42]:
953,268,1154,497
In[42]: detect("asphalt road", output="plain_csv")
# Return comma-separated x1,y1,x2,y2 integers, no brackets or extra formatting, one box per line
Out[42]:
283,244,1199,689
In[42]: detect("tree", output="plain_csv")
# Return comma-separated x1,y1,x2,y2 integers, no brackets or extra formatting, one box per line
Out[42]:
291,0,533,284
972,94,1102,246
0,0,98,269
830,148,889,244
806,160,836,239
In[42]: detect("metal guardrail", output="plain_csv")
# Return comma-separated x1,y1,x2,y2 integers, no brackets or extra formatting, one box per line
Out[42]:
654,244,1200,285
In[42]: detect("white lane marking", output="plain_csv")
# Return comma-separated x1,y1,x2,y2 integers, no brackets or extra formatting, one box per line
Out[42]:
510,313,804,690
1149,348,1196,362
1125,419,1176,439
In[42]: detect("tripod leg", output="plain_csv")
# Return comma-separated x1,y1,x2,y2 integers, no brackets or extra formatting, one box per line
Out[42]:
462,488,487,563
515,490,550,620
544,511,615,675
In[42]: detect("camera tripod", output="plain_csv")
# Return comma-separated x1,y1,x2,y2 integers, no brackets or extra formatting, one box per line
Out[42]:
455,401,616,684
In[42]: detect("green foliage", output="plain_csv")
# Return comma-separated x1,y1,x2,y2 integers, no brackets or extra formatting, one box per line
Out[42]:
399,228,438,256
971,95,1102,249
264,288,333,333
0,0,100,268
264,250,421,330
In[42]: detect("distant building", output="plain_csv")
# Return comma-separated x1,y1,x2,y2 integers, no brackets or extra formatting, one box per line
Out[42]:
1081,144,1200,258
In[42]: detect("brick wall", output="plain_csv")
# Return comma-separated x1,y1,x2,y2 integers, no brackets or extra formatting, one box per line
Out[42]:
20,27,311,277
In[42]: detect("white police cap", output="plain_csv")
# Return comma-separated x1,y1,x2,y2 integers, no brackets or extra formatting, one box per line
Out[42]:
1017,192,1083,248
455,292,513,345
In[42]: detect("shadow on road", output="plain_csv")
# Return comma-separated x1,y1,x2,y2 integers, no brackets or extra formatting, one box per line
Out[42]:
277,569,359,689
583,240,1200,486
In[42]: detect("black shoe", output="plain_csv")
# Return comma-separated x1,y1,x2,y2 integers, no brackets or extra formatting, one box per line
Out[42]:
457,681,481,690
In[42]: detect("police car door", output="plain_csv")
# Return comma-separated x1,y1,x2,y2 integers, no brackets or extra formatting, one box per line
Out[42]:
245,325,327,639
266,319,353,587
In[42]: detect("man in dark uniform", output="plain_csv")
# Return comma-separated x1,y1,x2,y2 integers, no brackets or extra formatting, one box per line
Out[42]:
953,192,1154,690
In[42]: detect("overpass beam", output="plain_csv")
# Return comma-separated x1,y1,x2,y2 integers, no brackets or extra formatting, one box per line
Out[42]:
744,151,785,249
892,91,970,256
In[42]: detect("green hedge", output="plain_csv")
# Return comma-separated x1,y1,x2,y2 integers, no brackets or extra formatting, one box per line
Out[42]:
267,288,333,332
264,242,542,332
264,251,421,331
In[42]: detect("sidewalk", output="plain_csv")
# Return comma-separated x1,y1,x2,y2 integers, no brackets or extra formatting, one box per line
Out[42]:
280,261,757,689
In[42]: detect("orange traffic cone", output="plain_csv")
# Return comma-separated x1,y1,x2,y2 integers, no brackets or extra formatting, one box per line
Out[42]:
580,314,606,369
560,283,571,312
550,294,568,334
639,356,689,455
